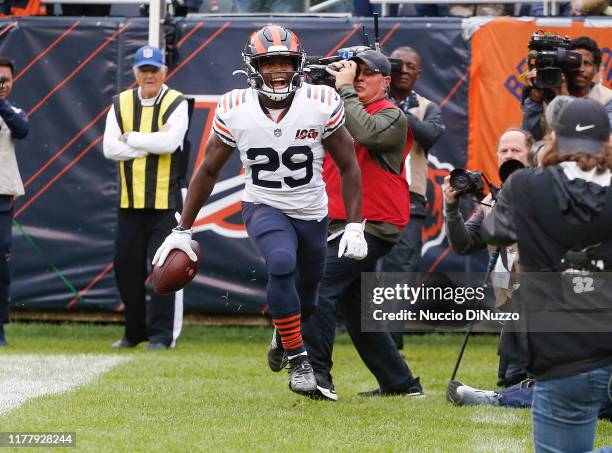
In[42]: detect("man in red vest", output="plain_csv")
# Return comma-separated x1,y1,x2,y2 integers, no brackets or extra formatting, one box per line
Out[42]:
302,50,423,401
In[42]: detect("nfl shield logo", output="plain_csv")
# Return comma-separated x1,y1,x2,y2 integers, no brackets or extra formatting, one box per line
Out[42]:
274,128,282,137
143,48,153,58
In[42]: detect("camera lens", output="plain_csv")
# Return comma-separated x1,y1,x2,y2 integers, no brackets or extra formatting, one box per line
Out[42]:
450,170,470,191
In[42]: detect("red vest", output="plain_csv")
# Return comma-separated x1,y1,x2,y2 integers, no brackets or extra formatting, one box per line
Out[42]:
324,98,412,228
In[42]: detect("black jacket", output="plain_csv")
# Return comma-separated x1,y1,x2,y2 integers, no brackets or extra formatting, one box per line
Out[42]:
482,164,612,380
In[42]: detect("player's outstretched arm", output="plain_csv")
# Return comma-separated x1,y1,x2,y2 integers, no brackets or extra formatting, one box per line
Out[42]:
152,134,234,267
323,126,362,224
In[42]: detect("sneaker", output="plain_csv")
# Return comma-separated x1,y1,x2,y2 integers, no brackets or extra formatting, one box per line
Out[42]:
287,355,317,395
308,385,338,402
446,380,500,406
111,338,138,349
267,327,288,372
358,377,424,397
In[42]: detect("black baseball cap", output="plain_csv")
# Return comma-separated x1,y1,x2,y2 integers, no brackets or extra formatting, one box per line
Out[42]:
350,50,391,76
554,98,610,155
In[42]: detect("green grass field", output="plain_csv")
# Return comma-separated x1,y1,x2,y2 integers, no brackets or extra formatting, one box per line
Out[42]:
1,323,611,452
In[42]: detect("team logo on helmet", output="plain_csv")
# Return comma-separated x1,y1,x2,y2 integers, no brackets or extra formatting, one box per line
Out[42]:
242,25,306,102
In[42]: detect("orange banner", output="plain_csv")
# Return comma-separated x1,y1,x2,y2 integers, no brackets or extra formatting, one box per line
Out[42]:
467,18,611,186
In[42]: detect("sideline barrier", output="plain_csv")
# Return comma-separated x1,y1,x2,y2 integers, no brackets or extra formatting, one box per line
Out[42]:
0,16,608,315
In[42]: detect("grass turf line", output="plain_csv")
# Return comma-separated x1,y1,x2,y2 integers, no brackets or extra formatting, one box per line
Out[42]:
1,323,611,452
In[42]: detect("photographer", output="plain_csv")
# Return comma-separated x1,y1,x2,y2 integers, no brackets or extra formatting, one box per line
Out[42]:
380,46,445,350
443,127,532,386
0,57,29,347
443,128,531,257
522,35,612,141
302,50,423,400
482,98,612,453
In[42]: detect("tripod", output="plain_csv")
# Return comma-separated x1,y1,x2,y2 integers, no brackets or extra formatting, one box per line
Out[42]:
449,247,500,381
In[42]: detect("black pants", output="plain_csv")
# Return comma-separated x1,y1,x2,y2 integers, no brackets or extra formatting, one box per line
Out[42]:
302,232,417,392
380,193,426,273
379,193,427,349
0,195,12,325
114,208,182,346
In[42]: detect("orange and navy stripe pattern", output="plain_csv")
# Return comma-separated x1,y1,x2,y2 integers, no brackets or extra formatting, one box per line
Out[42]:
246,24,300,56
303,85,345,137
272,313,304,353
313,86,344,137
213,89,248,146
212,114,235,146
248,30,267,55
269,24,282,47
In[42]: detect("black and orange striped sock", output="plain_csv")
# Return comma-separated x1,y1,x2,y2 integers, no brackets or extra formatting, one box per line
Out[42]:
272,313,306,357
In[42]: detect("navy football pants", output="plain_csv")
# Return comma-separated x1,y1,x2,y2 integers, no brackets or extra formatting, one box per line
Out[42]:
242,202,328,321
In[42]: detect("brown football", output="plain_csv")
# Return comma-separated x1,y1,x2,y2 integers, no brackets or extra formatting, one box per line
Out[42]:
152,241,201,295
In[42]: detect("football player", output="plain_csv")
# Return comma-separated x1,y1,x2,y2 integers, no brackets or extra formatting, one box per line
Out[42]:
153,25,367,396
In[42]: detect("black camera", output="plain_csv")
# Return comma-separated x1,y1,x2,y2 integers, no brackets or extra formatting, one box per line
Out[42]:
305,45,371,87
304,56,339,88
498,159,525,183
450,160,524,201
449,169,485,198
304,14,401,87
527,31,582,89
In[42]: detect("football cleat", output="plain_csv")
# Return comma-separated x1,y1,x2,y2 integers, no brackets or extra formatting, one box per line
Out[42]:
267,327,288,372
287,355,317,395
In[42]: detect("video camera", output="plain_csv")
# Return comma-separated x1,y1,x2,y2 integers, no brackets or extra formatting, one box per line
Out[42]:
527,30,582,89
305,46,371,87
304,14,401,87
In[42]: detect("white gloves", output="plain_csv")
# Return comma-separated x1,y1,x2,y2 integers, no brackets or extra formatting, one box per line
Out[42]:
338,222,368,260
152,226,197,267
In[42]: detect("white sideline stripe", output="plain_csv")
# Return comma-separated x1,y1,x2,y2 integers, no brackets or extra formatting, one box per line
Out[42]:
0,354,130,416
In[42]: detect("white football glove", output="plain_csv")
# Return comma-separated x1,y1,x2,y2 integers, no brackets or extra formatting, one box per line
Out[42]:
152,227,197,267
338,222,368,260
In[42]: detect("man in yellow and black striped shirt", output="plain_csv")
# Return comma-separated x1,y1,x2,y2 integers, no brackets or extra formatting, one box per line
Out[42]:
103,45,188,350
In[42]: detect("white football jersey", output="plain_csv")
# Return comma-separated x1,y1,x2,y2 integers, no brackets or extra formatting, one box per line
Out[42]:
213,83,345,221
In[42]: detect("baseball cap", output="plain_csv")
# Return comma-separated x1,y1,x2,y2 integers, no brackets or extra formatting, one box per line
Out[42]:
134,45,164,69
554,98,610,155
545,95,575,132
350,50,391,76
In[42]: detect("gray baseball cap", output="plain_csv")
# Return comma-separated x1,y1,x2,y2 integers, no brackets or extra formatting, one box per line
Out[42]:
545,95,575,132
350,50,391,76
